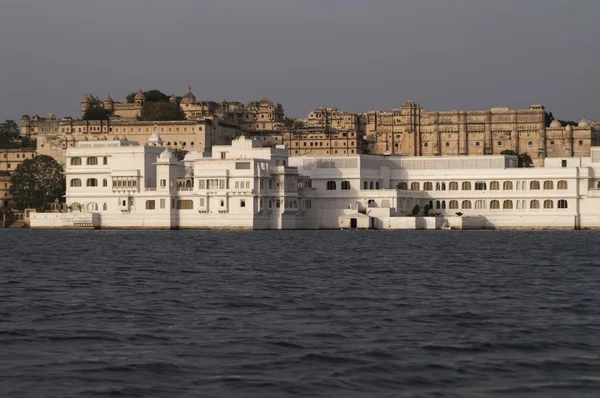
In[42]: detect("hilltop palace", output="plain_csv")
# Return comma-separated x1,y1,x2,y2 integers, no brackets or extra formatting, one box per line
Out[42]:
30,132,600,230
19,89,600,167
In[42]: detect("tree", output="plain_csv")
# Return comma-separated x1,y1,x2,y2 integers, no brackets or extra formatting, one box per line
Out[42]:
423,204,432,216
0,119,20,148
172,149,188,161
82,106,109,121
139,102,186,121
410,204,420,217
501,150,533,168
126,89,170,103
9,155,65,210
545,111,577,127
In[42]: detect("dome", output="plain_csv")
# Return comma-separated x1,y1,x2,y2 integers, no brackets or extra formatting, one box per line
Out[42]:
579,119,591,128
549,120,562,129
134,89,146,101
158,148,174,161
181,86,196,104
169,94,177,103
147,129,163,146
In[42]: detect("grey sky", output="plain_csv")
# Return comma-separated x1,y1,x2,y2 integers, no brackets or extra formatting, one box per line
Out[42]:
1,0,598,123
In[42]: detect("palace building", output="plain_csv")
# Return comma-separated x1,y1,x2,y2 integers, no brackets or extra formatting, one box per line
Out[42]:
29,133,600,230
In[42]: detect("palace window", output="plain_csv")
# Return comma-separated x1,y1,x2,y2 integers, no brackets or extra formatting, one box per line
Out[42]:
557,180,568,190
376,182,380,189
411,182,420,191
543,181,554,190
462,181,471,190
530,200,540,209
71,157,82,166
462,200,472,209
543,200,554,209
490,200,500,209
86,178,98,187
70,178,82,187
423,182,433,191
177,200,194,210
397,182,408,190
449,200,459,209
326,181,337,190
341,181,351,190
579,140,583,146
449,182,458,191
103,179,107,187
240,199,246,208
558,199,568,209
498,141,503,146
503,200,513,209
475,181,487,190
86,157,98,166
475,200,486,209
146,200,156,210
490,181,500,191
103,157,108,165
160,199,166,209
528,141,533,146
530,181,540,190
160,179,166,188
503,181,513,190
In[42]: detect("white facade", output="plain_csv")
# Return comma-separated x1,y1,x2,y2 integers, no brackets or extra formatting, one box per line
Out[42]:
30,134,600,230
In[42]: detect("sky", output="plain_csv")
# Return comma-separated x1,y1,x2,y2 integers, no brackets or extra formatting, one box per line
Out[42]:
1,0,598,123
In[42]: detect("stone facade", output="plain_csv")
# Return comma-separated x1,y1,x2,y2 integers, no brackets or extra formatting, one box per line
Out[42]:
0,148,37,209
21,115,238,166
361,101,600,166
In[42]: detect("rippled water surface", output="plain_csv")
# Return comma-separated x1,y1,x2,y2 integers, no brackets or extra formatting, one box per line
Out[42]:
1,230,600,397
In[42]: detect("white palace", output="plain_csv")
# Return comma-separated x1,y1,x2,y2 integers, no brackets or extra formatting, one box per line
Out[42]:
30,132,600,230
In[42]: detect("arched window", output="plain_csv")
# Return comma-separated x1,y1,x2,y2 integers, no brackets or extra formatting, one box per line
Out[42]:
558,199,568,209
490,181,500,190
71,202,82,212
530,181,540,190
86,178,98,187
70,157,82,166
462,200,472,209
462,181,471,190
436,200,441,209
186,179,193,188
103,203,107,211
102,179,107,187
441,183,446,191
86,157,98,166
503,181,513,190
411,182,420,191
397,182,408,190
490,200,500,209
544,200,554,209
517,200,522,209
341,181,351,190
543,180,554,190
516,181,521,190
369,182,374,190
70,178,82,187
436,182,441,191
503,200,513,209
423,182,433,191
364,181,368,190
530,200,540,209
103,157,108,165
449,200,459,209
475,181,487,190
442,200,446,209
86,202,98,212
557,180,568,190
327,181,337,190
475,200,486,209
375,182,380,189
449,182,458,191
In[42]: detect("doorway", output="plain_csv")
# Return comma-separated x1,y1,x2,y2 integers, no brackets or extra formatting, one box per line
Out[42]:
350,218,358,229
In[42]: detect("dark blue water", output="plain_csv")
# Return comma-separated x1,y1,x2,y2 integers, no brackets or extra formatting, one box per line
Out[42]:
1,230,600,397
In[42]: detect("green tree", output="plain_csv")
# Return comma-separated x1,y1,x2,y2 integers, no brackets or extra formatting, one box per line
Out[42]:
423,204,432,216
501,150,533,168
172,148,188,161
0,120,20,148
545,111,577,127
410,204,420,217
9,155,65,210
139,102,186,121
126,89,170,103
82,106,109,121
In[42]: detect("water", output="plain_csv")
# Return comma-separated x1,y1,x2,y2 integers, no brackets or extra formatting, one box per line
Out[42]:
1,230,600,397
